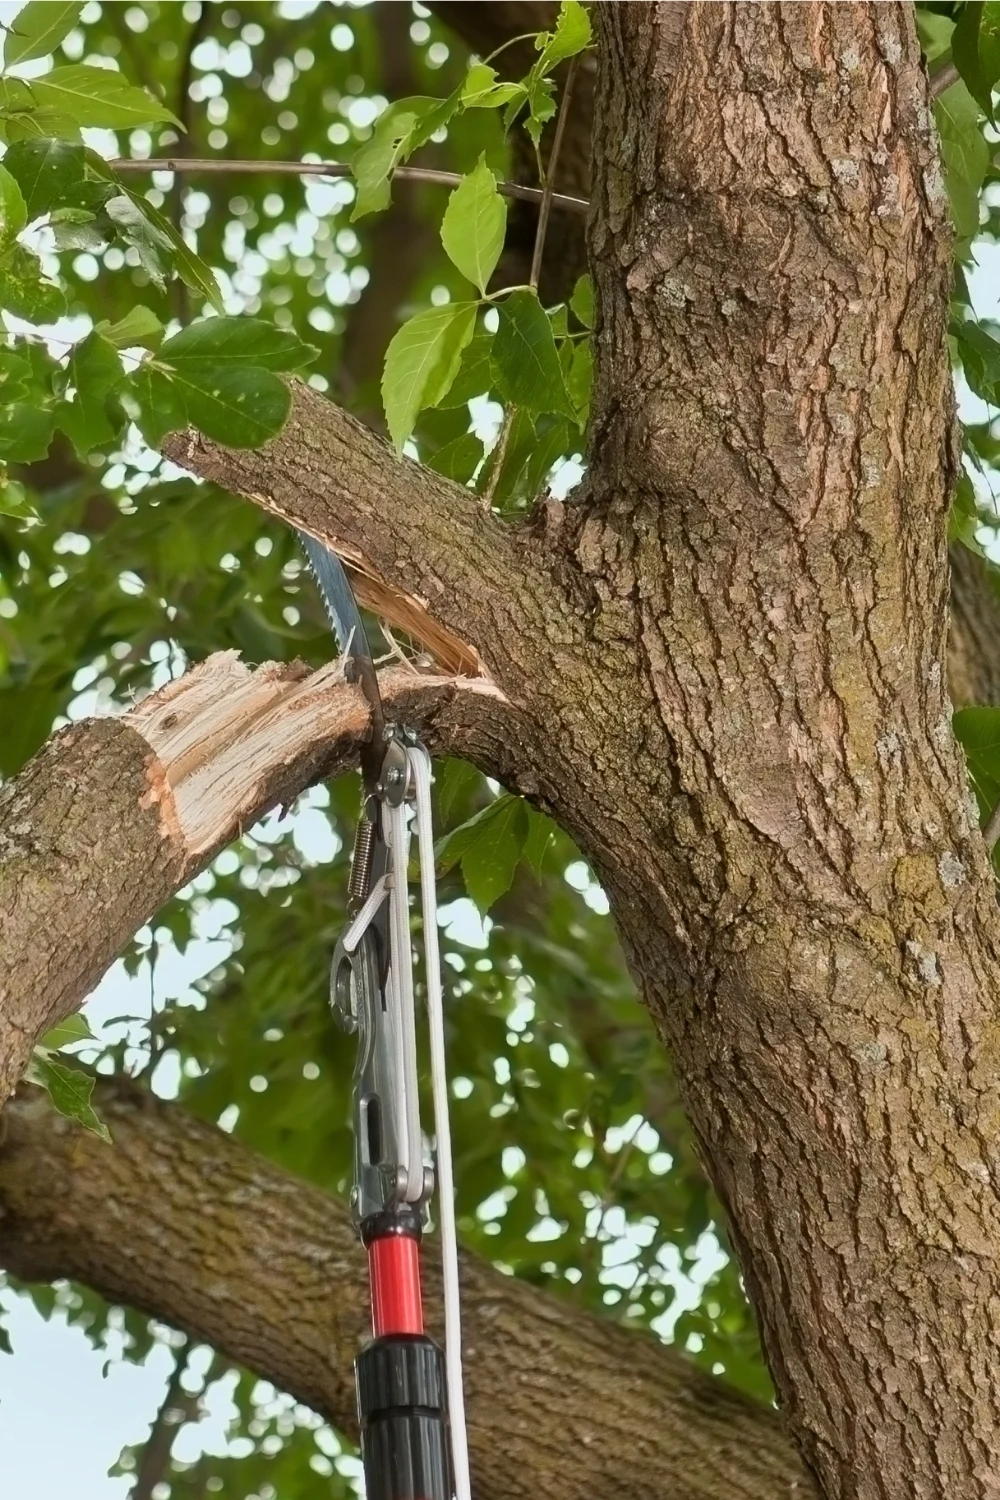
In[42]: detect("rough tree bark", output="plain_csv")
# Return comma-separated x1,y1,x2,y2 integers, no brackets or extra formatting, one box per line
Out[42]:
3,7,1000,1500
430,0,1000,708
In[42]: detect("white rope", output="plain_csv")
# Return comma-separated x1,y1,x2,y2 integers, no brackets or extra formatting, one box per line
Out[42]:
410,747,471,1500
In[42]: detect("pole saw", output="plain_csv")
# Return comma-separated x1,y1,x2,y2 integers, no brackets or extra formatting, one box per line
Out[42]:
300,532,472,1500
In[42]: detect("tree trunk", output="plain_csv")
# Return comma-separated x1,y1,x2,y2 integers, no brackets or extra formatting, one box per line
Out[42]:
578,7,1000,1498
154,8,1000,1492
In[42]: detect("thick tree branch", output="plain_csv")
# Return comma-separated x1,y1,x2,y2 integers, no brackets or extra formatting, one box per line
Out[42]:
160,385,577,703
0,1083,812,1500
0,651,508,1108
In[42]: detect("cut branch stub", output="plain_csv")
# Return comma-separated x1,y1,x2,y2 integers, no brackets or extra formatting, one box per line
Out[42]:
0,651,508,1108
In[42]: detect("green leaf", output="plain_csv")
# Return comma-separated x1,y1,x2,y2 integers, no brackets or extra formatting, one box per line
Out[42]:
478,406,534,504
440,157,507,295
461,796,528,913
460,63,524,110
29,1055,111,1142
954,704,1000,819
434,757,483,823
523,808,555,879
49,204,103,251
435,331,494,408
351,99,427,220
483,409,570,509
381,301,478,451
56,330,124,456
0,349,31,402
146,359,291,448
435,793,514,872
523,413,572,493
492,289,574,418
351,95,457,220
570,272,594,329
0,81,81,143
40,1013,96,1051
24,65,179,130
4,2,82,65
127,361,187,444
0,401,54,461
0,244,66,320
0,683,56,769
953,316,1000,401
917,9,955,64
537,0,593,71
935,82,989,240
0,163,27,245
525,73,557,148
104,191,170,283
566,340,592,423
2,137,106,220
81,150,221,309
97,304,164,350
953,2,1000,121
0,473,37,519
123,187,222,311
426,429,484,483
950,474,986,553
157,316,318,371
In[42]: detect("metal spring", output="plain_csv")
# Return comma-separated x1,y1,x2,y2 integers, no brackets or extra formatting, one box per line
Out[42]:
349,815,376,905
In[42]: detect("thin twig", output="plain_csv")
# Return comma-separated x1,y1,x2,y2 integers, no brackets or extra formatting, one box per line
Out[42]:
129,1339,194,1500
930,60,959,99
530,54,581,289
482,413,516,506
108,157,590,216
171,4,211,319
486,56,582,507
984,798,1000,851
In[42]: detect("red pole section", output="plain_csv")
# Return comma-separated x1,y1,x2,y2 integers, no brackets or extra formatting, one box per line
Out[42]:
369,1235,424,1336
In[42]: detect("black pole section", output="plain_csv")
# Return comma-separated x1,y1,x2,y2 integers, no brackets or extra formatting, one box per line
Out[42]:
356,1335,452,1500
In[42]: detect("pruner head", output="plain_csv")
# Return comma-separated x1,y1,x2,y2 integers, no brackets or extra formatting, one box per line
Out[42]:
331,928,428,1227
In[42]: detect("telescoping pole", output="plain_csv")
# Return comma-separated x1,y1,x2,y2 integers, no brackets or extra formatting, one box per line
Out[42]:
356,1205,452,1500
330,759,457,1500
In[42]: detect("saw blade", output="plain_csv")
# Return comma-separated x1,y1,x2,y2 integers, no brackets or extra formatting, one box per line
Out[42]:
298,528,386,762
298,529,368,660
